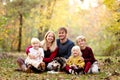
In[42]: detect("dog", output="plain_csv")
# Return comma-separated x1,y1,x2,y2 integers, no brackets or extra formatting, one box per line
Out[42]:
47,57,66,71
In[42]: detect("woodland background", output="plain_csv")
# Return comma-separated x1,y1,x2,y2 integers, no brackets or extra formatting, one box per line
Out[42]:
0,0,120,80
0,0,120,56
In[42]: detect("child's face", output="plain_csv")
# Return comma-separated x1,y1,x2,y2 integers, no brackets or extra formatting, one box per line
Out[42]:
72,49,79,57
46,32,54,43
77,39,86,47
32,42,40,50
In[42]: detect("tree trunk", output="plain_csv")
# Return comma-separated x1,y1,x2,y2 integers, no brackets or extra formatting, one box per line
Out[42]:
18,13,22,52
38,0,56,40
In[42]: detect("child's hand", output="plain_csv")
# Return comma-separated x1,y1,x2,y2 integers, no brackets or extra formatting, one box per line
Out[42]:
29,53,36,59
30,55,36,59
37,52,41,57
71,64,78,69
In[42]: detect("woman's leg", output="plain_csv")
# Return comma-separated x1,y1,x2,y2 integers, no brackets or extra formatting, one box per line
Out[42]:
16,57,27,71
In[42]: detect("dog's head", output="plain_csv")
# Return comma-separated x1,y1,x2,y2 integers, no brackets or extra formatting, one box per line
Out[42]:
47,59,61,71
47,57,66,71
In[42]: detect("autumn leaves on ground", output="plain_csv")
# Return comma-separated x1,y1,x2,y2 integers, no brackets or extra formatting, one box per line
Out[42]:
0,52,120,80
0,0,120,80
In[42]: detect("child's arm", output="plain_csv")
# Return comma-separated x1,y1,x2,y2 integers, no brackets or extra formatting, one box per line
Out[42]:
77,57,85,68
84,48,97,63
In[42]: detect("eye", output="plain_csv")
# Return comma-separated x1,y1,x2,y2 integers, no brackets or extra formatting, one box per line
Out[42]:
55,61,58,63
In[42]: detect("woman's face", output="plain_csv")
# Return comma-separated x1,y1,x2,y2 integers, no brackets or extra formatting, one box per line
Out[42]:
46,32,54,43
77,39,86,48
58,30,67,40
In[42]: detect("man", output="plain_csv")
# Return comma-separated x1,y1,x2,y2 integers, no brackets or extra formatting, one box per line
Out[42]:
56,27,74,59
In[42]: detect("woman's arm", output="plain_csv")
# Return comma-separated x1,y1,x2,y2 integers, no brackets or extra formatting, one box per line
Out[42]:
43,47,58,63
26,46,32,55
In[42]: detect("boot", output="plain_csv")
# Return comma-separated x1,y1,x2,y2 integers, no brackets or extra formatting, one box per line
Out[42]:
25,64,33,73
38,62,45,71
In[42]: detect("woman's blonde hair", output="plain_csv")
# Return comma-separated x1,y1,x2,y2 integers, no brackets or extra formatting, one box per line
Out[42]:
41,31,57,52
76,35,86,44
71,46,82,56
31,37,40,46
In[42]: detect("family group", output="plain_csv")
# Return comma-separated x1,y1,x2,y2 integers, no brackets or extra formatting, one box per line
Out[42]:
16,27,99,75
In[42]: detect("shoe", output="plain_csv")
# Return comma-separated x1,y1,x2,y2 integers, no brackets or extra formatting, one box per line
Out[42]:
26,68,32,73
69,69,75,74
38,62,45,71
25,64,32,73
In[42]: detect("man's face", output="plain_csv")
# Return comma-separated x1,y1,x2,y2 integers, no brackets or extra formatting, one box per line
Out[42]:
58,30,67,40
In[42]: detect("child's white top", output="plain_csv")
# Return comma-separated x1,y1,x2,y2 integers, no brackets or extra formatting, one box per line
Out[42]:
29,47,44,60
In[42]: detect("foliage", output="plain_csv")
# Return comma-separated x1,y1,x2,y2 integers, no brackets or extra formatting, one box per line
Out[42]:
0,0,120,55
99,0,120,56
0,52,120,80
0,0,40,51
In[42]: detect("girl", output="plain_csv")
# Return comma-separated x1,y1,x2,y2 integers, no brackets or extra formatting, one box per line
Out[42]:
25,38,45,72
65,46,85,75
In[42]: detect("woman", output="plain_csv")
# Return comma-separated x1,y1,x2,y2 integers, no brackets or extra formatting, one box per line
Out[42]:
17,31,58,73
41,31,58,66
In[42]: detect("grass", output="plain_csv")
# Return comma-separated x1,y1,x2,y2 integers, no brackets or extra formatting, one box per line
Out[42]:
0,52,120,80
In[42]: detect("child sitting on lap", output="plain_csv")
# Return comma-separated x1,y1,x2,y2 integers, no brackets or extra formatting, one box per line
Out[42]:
65,46,85,75
25,38,45,72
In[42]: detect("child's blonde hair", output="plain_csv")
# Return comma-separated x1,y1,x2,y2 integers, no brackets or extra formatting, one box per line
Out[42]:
31,38,40,46
71,46,82,56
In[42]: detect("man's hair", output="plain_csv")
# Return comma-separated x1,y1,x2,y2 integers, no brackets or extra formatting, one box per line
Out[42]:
58,27,67,33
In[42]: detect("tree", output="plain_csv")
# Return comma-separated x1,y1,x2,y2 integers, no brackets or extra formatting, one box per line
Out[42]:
3,0,39,51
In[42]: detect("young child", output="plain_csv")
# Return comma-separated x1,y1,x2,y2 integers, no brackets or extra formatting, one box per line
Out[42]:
76,35,99,74
65,46,85,75
25,38,45,72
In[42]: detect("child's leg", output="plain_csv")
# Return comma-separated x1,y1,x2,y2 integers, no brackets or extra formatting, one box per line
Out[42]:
64,64,74,74
84,62,91,73
91,61,99,73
